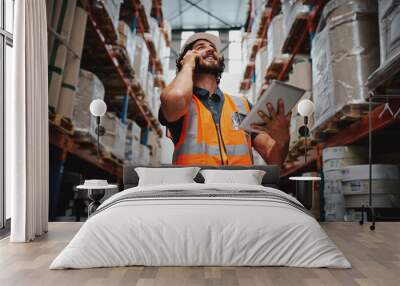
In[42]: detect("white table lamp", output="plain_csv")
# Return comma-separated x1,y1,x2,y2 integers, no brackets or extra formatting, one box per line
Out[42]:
90,99,107,159
297,99,315,163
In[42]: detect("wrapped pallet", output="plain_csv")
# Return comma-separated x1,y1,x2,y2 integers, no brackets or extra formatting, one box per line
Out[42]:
148,131,161,166
289,56,312,91
57,6,88,120
378,0,400,65
126,119,142,163
255,46,269,96
160,37,170,70
342,164,400,208
136,143,151,165
267,14,289,69
117,21,137,67
145,72,154,99
281,0,310,40
241,32,254,66
141,0,152,19
125,120,134,163
149,17,161,52
133,35,150,88
131,139,142,164
48,0,77,112
322,146,367,221
100,113,127,161
101,0,122,32
149,87,161,118
72,69,105,137
311,0,379,132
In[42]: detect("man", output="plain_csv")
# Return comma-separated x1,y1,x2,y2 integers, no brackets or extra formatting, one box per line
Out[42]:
159,33,291,166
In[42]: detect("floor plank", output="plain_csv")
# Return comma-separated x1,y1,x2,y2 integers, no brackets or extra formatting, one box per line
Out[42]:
0,222,399,286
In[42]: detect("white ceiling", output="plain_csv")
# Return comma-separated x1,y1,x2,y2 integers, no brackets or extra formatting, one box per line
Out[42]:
162,0,247,31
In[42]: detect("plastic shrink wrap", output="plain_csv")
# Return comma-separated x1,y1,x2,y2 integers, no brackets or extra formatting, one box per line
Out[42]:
72,69,105,139
311,0,379,132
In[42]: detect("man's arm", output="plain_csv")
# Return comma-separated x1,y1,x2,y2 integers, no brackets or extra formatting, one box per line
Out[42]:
251,99,291,166
160,51,199,122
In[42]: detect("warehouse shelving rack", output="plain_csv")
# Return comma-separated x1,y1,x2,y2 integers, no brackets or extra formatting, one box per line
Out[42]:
48,1,171,221
240,0,400,181
49,0,170,178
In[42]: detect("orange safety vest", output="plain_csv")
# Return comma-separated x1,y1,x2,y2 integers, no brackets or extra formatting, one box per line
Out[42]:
173,93,253,166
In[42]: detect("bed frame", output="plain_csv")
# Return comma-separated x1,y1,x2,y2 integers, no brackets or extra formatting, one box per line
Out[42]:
123,165,281,189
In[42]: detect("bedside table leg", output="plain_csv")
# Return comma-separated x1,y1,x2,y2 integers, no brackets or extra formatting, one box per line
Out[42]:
88,189,105,216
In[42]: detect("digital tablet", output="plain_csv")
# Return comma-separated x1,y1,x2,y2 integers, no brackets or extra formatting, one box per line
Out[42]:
239,80,305,132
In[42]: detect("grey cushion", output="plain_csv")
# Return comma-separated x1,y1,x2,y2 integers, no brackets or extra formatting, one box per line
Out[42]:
123,165,280,189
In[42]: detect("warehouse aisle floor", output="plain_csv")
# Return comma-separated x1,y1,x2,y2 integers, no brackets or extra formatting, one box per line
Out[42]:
0,222,399,286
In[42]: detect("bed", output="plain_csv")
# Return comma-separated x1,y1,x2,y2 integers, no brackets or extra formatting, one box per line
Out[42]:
50,165,351,269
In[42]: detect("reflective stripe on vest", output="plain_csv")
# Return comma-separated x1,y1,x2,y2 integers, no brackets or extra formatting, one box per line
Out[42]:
173,93,253,166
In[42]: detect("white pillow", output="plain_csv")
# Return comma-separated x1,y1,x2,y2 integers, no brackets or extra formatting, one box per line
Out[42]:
135,167,201,186
200,169,266,185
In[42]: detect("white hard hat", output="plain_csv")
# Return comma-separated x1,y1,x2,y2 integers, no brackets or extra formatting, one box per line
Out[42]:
181,32,221,53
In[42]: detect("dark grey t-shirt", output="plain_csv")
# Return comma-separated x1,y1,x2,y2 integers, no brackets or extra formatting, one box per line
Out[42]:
159,86,256,145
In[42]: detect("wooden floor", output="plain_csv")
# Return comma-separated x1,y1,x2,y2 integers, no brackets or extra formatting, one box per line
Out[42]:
0,222,399,286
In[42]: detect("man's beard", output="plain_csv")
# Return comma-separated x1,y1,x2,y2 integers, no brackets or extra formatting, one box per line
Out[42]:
194,56,224,77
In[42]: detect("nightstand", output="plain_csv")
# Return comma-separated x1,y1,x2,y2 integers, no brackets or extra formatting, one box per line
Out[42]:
76,180,117,216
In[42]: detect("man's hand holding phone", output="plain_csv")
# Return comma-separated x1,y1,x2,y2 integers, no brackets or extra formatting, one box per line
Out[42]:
180,50,200,71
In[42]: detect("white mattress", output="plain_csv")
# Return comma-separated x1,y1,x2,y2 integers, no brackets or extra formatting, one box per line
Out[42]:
50,183,351,269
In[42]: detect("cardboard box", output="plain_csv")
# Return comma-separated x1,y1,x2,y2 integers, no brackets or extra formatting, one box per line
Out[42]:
100,113,127,160
267,14,289,66
378,0,400,64
133,35,149,88
281,0,310,40
311,0,379,131
255,46,269,96
102,0,122,32
72,69,105,137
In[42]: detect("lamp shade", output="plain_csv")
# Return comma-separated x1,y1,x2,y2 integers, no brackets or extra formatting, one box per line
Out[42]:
90,99,107,117
297,99,314,117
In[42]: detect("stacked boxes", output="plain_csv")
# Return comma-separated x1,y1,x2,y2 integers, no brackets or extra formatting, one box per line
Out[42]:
288,56,312,91
72,69,105,138
101,0,122,33
148,131,161,166
47,0,77,112
377,1,400,65
136,144,151,165
57,6,88,120
133,35,150,88
141,0,152,19
159,22,171,70
311,0,379,131
255,47,269,96
148,17,161,52
342,164,400,208
125,119,142,164
149,87,161,118
281,0,310,40
99,113,127,161
241,32,254,68
267,15,289,69
145,72,154,99
322,146,367,221
117,21,137,67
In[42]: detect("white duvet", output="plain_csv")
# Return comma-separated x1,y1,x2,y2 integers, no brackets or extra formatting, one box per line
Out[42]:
50,183,351,269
